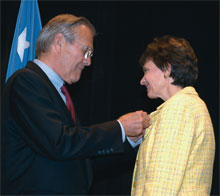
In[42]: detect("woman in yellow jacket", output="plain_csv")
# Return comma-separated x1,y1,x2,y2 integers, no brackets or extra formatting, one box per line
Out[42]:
131,35,215,196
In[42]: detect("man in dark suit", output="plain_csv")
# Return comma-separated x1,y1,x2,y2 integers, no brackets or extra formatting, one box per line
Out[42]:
2,14,150,195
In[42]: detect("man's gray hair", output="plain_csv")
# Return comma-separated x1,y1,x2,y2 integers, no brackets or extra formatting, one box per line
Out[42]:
35,14,96,57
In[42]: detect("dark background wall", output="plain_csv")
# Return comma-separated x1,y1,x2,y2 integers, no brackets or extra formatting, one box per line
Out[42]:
1,1,219,195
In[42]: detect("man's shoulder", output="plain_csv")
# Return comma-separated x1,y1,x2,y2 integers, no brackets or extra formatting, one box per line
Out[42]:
4,65,51,98
7,61,48,86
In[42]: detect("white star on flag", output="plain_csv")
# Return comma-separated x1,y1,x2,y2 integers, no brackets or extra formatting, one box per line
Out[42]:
17,27,30,62
5,0,42,82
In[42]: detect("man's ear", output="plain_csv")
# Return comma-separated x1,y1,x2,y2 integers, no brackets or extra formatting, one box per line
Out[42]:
53,33,65,53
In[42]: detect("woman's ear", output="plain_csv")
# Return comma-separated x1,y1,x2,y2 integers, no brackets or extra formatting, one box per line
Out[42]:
164,64,172,78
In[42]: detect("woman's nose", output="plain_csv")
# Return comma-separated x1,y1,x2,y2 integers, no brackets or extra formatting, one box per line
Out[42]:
140,77,145,85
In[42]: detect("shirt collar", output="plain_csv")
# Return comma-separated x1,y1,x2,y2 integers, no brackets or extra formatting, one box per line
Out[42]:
33,59,64,90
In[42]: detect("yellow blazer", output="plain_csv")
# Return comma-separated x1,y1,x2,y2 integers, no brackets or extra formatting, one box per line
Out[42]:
131,87,215,196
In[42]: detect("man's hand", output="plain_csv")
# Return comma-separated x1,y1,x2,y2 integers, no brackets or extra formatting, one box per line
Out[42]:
118,110,151,140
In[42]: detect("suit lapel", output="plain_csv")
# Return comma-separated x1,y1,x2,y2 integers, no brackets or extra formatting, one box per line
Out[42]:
25,61,79,126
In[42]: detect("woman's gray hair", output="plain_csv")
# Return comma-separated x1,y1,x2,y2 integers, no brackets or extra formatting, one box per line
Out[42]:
35,14,96,57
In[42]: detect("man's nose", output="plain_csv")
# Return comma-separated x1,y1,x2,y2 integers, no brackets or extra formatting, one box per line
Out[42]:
83,57,91,66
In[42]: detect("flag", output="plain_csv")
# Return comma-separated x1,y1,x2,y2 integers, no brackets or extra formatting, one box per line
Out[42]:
5,0,42,82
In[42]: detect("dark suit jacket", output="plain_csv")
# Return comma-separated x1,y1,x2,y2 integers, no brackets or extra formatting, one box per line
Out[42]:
1,61,129,195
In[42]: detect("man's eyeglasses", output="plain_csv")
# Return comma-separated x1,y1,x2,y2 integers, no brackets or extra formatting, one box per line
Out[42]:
75,40,93,59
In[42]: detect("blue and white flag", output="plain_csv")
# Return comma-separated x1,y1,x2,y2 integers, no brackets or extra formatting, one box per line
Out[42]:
5,0,42,82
